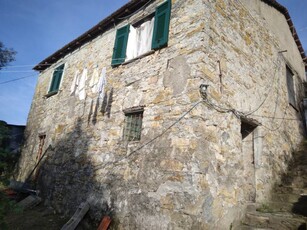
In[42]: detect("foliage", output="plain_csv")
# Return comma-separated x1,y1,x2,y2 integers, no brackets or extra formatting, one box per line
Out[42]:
256,203,274,213
0,41,19,228
0,121,11,183
0,121,9,143
0,121,20,229
0,191,21,230
0,42,16,70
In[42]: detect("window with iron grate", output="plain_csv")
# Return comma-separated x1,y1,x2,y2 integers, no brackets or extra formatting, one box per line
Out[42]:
123,108,144,141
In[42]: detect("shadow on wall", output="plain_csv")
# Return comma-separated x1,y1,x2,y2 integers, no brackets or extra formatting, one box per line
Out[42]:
88,88,114,126
290,141,307,217
274,140,307,217
34,118,114,227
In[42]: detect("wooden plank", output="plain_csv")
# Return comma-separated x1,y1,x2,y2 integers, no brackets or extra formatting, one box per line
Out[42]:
17,195,42,209
61,202,90,230
97,216,111,230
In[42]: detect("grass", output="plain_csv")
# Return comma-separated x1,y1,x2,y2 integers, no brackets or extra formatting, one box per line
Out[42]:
256,203,274,213
4,202,68,230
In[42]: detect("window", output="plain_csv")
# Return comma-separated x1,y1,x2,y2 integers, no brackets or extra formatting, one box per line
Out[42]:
123,107,144,141
48,64,65,94
286,66,296,107
111,0,171,66
126,16,155,61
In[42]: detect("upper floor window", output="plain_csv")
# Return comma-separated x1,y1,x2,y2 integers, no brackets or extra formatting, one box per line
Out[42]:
48,64,65,95
126,16,155,61
286,66,296,108
111,0,171,66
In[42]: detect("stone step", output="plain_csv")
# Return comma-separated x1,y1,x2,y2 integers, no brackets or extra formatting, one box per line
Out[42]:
256,201,292,213
290,167,307,172
273,186,307,195
256,201,307,213
290,158,307,165
246,203,257,212
271,193,305,203
235,225,273,230
242,211,307,230
289,167,307,176
280,176,307,188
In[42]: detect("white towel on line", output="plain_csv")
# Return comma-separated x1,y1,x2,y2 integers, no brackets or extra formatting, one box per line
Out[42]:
70,69,80,95
97,67,107,99
78,68,88,100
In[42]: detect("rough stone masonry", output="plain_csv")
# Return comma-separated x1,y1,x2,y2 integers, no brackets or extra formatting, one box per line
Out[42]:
17,0,306,229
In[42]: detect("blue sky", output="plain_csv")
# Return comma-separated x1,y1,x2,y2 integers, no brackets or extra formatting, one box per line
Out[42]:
0,0,128,125
0,0,306,125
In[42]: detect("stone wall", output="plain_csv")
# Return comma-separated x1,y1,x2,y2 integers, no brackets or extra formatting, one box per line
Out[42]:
17,0,306,229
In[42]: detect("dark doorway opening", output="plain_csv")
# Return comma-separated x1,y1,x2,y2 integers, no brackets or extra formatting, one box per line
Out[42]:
241,118,258,202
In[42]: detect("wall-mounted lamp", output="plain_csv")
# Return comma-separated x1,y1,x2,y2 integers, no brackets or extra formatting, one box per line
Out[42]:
199,84,209,99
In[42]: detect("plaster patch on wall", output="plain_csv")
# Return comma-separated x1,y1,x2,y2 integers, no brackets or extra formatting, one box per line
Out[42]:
163,56,190,96
123,89,144,108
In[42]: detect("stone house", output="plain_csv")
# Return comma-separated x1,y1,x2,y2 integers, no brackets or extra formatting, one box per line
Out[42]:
17,0,307,229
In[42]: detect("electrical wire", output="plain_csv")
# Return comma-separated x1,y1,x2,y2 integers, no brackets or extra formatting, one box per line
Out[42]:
0,73,37,85
203,97,243,119
93,100,203,171
257,105,289,132
248,114,300,121
298,27,307,32
127,100,202,157
201,80,297,133
0,70,35,73
201,0,286,118
117,0,155,20
2,63,51,68
243,54,282,116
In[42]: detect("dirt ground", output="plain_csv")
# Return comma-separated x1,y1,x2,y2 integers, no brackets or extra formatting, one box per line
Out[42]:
5,203,68,230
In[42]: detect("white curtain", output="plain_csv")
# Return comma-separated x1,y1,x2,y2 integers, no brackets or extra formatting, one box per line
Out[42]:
126,26,138,60
137,17,154,55
126,17,155,61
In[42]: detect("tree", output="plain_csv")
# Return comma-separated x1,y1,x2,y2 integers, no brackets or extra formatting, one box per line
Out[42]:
0,121,20,230
0,42,16,70
0,121,19,183
0,121,10,177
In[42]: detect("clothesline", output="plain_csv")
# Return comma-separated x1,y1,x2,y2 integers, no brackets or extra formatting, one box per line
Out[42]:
70,66,107,101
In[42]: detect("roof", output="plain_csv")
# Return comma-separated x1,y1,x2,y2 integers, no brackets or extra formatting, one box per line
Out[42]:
260,0,306,64
33,0,306,71
34,0,153,71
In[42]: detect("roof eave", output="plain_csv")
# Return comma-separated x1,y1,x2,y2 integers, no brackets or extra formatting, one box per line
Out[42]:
33,0,153,72
34,0,307,72
261,0,306,68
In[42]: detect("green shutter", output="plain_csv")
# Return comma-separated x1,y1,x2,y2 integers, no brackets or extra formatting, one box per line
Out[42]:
152,0,171,50
111,25,130,66
49,64,64,93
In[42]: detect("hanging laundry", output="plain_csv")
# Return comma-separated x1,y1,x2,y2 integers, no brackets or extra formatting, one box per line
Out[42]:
78,68,88,100
87,99,94,125
97,67,107,99
89,68,100,93
91,97,100,125
70,70,80,96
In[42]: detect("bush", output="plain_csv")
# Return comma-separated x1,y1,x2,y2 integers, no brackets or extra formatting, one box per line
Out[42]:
0,121,21,228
